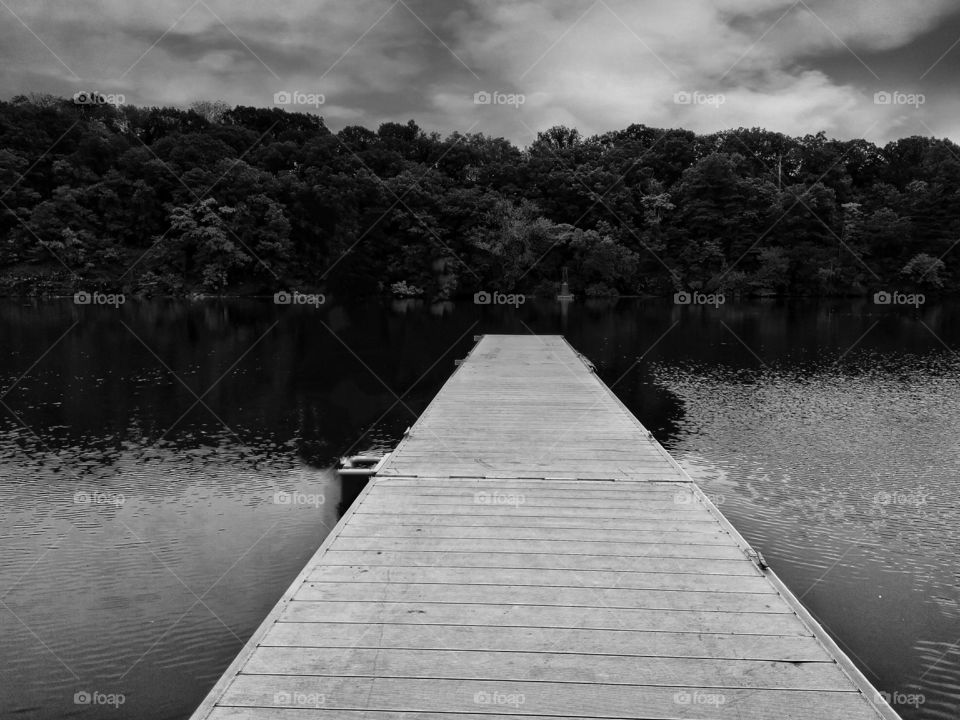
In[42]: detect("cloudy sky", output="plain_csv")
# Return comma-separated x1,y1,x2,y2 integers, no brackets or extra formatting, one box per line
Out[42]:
3,0,960,146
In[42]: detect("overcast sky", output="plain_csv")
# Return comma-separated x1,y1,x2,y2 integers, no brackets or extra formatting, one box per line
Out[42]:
4,0,960,146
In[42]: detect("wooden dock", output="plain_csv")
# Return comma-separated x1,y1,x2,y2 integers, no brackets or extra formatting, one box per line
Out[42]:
190,334,900,720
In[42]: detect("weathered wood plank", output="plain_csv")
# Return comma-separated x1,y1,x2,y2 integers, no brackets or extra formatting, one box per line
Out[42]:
347,512,721,532
320,550,760,575
261,622,829,661
369,487,697,500
207,710,616,720
295,582,790,612
243,646,853,690
307,566,774,592
329,536,748,559
355,505,711,519
359,496,702,510
219,676,880,720
375,476,687,485
338,524,730,544
283,601,811,635
377,466,681,479
372,481,692,494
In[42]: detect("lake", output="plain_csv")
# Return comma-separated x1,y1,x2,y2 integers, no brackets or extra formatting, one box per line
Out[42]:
1,297,958,720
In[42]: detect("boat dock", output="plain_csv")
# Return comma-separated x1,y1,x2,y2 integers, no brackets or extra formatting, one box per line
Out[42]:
190,334,900,719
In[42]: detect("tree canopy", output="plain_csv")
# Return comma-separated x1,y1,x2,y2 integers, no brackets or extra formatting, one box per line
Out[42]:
0,94,956,298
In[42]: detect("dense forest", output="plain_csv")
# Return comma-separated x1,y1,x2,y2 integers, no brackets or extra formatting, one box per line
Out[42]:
0,93,957,300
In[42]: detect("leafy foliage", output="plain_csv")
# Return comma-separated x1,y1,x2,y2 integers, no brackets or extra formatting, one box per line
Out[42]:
0,96,956,298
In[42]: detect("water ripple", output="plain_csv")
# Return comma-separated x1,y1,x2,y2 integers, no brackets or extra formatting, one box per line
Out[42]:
652,352,960,720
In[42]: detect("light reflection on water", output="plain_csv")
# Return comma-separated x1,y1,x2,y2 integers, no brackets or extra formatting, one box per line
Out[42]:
652,355,960,720
0,297,958,719
1,446,348,719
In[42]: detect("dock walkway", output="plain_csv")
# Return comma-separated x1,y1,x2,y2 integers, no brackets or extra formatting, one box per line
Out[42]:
190,334,899,720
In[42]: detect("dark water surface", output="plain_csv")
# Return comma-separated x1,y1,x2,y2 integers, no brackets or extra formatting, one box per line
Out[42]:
1,298,958,719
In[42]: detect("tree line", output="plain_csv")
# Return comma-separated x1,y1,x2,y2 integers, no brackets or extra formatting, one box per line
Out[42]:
0,93,955,300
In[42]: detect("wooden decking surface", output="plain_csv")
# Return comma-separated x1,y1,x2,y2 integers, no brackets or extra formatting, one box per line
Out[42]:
378,335,683,480
190,335,899,720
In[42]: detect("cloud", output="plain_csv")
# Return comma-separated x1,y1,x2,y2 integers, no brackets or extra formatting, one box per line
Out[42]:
449,0,960,143
1,0,959,144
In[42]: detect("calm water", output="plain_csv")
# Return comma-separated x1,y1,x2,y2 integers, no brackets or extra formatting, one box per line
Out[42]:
1,298,958,720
